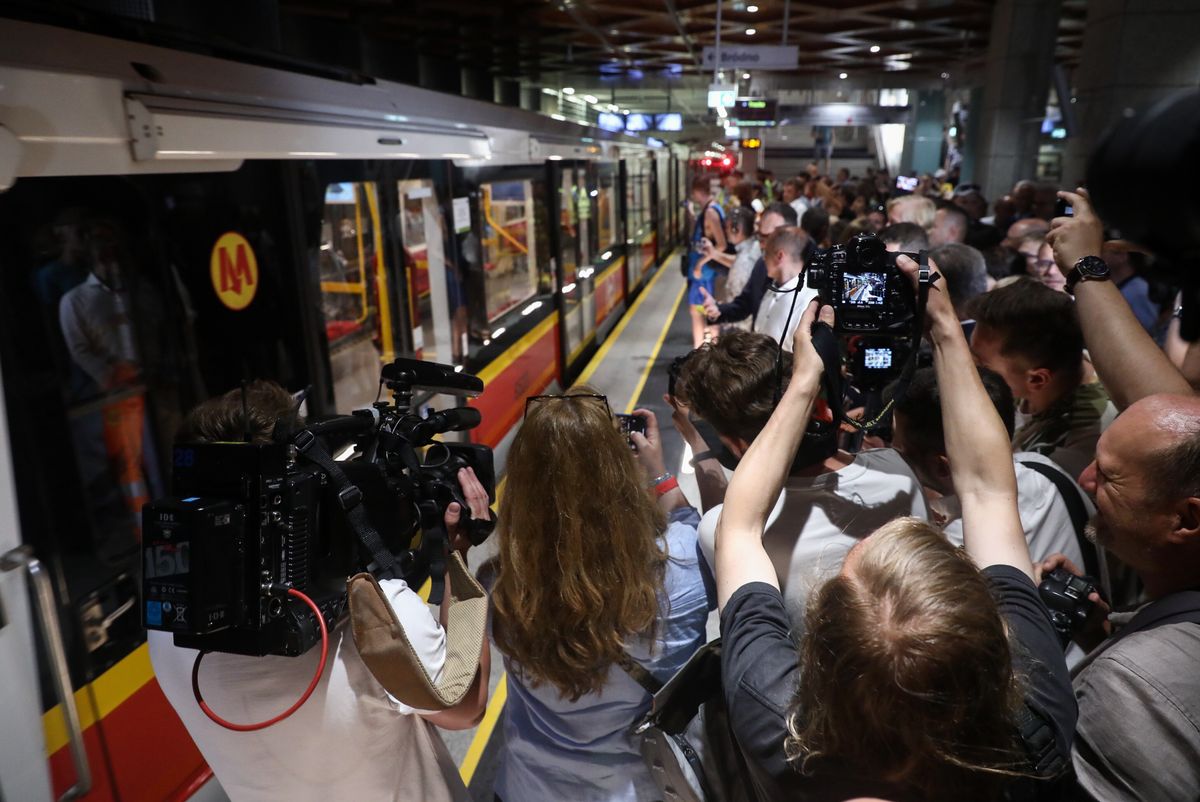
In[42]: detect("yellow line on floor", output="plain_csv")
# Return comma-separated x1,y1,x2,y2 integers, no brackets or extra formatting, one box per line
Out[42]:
459,671,508,785
576,248,680,388
624,279,686,414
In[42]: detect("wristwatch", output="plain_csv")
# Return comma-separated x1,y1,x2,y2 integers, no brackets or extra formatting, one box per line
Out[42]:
1065,255,1110,295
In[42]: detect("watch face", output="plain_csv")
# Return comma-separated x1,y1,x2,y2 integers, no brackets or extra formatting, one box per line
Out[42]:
1078,256,1109,278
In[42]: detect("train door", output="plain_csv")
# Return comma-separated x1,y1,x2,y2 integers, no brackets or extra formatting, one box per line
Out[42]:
399,175,464,368
556,161,599,369
0,370,58,801
312,178,399,412
0,163,319,800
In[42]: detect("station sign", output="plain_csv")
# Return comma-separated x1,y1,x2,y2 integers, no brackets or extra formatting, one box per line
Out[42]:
732,98,778,127
210,231,259,311
701,45,799,71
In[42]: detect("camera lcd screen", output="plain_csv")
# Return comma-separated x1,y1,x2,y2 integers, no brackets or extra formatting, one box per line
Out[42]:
895,175,918,192
864,348,893,370
842,272,887,306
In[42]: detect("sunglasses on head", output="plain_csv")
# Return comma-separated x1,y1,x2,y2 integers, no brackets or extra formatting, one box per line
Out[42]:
524,392,611,418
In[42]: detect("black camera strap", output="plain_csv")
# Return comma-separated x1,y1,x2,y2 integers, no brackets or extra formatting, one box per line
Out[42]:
291,429,398,579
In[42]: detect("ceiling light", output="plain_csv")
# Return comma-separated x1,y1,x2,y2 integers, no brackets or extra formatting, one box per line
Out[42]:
742,72,751,79
622,108,630,114
941,72,950,79
608,104,619,112
562,87,575,95
745,28,756,36
869,45,881,53
839,72,848,79
747,4,759,11
584,94,598,103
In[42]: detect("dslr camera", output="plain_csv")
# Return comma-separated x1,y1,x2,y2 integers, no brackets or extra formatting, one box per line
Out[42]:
1038,568,1100,646
141,358,495,657
806,233,919,337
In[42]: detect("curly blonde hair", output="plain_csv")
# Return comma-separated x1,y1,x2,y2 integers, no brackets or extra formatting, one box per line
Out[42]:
491,387,668,701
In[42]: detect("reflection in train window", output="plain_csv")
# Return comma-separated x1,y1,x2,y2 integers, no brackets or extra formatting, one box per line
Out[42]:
319,182,396,411
597,165,619,252
399,179,466,365
480,180,538,322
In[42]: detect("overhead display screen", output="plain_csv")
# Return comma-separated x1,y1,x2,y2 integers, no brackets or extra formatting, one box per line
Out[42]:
654,113,682,131
624,113,652,132
732,98,778,127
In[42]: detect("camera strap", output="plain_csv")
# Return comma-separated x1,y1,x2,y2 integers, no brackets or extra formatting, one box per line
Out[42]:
291,429,398,579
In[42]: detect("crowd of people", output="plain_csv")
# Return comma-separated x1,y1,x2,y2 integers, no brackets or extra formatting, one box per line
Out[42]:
151,164,1200,802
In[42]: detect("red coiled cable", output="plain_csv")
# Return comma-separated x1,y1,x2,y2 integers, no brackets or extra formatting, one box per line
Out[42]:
190,587,329,731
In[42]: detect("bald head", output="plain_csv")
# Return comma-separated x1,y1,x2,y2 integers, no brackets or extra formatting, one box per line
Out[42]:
1119,394,1200,501
1005,217,1050,244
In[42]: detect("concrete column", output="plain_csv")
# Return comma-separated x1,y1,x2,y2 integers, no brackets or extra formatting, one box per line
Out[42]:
975,0,1061,200
900,89,947,176
1062,0,1200,187
959,86,985,184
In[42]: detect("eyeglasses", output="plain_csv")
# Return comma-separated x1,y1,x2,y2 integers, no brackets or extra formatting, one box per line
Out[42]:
524,392,611,418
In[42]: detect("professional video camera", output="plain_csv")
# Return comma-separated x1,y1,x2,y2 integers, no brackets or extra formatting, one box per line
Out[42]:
141,358,495,658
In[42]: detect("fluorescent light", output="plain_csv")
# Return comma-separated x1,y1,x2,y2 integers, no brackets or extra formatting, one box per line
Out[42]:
521,301,543,316
747,4,759,11
742,72,751,79
551,113,566,121
492,327,507,338
839,72,848,79
584,94,598,104
561,282,577,293
578,266,595,279
870,45,881,53
548,155,563,161
745,28,756,35
562,87,575,95
542,88,558,95
601,250,613,260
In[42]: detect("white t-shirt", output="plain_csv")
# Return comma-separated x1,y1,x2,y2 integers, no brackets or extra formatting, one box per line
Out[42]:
149,578,469,802
753,274,819,352
937,452,1090,568
699,448,927,624
790,197,810,220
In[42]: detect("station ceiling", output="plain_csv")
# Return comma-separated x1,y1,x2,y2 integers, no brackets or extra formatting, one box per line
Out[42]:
280,0,1088,83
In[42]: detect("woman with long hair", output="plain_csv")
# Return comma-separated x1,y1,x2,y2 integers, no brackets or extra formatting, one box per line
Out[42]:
491,388,714,801
714,262,1077,801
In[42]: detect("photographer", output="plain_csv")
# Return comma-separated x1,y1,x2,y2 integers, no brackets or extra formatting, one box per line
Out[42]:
489,388,715,801
714,263,1076,800
675,330,926,625
1038,189,1200,801
967,280,1116,479
149,381,489,802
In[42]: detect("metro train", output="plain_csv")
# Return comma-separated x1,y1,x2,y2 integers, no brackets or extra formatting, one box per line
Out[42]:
0,17,689,801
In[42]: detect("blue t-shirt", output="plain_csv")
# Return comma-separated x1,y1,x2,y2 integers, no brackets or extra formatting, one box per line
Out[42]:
495,507,716,801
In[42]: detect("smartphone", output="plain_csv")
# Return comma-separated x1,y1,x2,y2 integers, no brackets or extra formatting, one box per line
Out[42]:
616,413,647,448
895,175,918,192
1055,197,1074,217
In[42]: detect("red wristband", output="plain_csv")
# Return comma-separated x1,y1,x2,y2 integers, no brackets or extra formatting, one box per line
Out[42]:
653,477,679,497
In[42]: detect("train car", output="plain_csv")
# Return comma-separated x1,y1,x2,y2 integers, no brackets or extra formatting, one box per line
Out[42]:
0,17,686,802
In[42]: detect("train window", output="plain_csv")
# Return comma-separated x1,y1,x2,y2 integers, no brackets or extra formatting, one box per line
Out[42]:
398,179,466,365
319,182,396,411
560,165,597,361
480,179,539,322
558,170,579,284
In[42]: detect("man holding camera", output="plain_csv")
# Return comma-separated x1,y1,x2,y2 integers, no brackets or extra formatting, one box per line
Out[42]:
1039,190,1200,802
149,382,490,802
